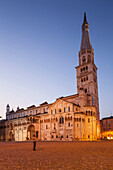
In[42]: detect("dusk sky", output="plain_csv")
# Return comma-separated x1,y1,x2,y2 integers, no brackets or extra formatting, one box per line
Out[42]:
0,0,113,119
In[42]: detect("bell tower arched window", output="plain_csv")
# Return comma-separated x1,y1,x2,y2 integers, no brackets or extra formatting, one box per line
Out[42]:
82,56,86,64
88,55,91,63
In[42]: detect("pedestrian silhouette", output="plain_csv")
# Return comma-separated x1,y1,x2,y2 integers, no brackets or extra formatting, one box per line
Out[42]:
33,135,36,151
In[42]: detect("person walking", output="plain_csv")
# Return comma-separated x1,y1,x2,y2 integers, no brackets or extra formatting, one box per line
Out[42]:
32,135,36,151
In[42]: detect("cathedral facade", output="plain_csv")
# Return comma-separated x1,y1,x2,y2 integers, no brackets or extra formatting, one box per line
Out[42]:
0,13,100,141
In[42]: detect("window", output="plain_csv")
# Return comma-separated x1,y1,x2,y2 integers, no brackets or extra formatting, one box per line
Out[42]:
85,89,87,93
59,117,64,124
56,135,58,138
68,122,70,127
108,120,110,123
64,107,66,112
52,135,54,138
81,68,82,72
77,123,79,127
46,125,48,129
59,109,62,113
51,110,53,114
67,135,68,138
103,124,105,127
54,123,56,129
36,131,38,138
86,66,88,70
82,56,85,63
86,76,88,80
43,108,45,113
81,78,83,82
88,135,90,139
55,109,57,114
108,124,111,127
36,110,38,114
88,55,91,63
68,107,70,112
88,118,90,123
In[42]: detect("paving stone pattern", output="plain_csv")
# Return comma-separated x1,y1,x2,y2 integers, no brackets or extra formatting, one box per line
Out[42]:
0,141,113,170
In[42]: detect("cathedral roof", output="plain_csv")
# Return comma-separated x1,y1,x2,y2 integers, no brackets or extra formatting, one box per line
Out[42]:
80,12,92,51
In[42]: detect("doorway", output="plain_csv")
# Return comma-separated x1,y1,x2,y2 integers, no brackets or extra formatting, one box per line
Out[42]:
27,125,35,140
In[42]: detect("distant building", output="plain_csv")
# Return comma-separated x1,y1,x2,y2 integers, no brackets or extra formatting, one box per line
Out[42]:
100,116,113,139
0,13,100,141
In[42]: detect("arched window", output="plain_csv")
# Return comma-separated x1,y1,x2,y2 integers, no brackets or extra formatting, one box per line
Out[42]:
62,117,64,123
86,66,88,70
65,117,67,121
82,56,86,64
59,117,64,124
64,107,66,112
68,107,70,112
74,118,77,122
88,55,91,63
85,89,87,93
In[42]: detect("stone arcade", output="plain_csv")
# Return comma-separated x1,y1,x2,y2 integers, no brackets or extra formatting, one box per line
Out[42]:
0,13,100,141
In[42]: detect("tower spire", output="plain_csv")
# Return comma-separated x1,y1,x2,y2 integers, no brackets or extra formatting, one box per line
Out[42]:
80,12,92,50
83,12,88,25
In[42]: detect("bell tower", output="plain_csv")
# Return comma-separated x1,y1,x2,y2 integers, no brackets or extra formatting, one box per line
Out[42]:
76,13,100,135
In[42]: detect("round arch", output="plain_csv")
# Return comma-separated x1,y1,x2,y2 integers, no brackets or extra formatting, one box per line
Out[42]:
27,125,35,140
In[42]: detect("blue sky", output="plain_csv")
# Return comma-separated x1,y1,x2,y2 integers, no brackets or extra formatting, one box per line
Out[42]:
0,0,113,119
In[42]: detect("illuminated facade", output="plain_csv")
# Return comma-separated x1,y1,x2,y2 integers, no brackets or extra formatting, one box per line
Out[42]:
100,116,113,140
0,13,100,141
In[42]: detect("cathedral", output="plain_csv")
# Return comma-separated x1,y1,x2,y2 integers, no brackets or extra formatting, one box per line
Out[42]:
0,13,100,141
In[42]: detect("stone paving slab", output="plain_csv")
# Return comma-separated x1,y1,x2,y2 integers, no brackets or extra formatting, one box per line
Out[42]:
0,141,113,170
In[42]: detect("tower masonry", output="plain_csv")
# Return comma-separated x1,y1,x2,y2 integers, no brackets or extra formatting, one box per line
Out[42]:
76,13,100,135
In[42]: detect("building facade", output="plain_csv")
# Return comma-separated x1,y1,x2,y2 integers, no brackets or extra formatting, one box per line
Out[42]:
0,13,100,141
100,116,113,140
